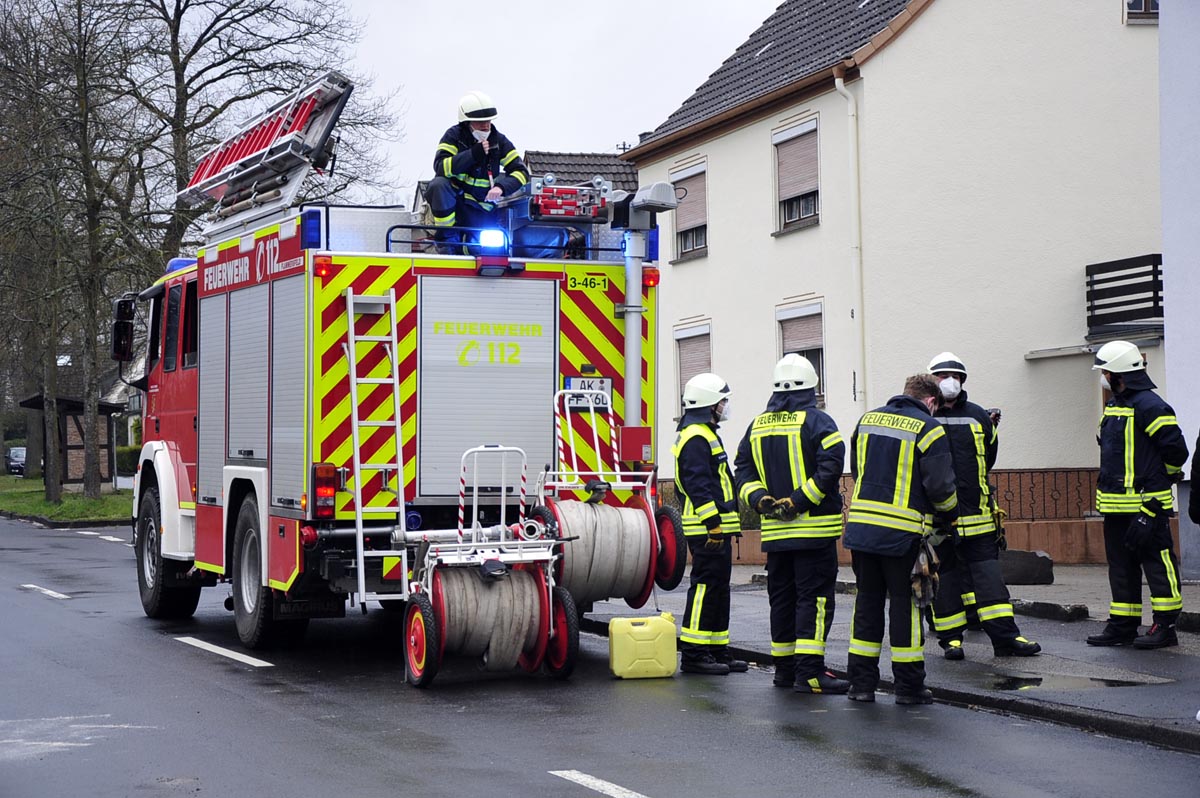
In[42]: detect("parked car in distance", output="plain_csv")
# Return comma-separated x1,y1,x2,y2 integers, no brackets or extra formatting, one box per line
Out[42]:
6,446,26,475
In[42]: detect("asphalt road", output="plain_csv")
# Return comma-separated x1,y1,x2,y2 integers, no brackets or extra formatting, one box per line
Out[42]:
2,517,1197,798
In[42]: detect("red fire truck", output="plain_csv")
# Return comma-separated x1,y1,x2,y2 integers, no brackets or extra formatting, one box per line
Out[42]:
112,71,683,682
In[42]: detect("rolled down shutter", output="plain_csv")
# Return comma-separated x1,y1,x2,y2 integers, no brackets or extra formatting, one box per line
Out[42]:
676,333,711,394
674,173,707,231
776,131,818,202
781,313,822,352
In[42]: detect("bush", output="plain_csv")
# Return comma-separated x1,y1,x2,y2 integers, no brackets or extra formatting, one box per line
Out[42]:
115,445,140,476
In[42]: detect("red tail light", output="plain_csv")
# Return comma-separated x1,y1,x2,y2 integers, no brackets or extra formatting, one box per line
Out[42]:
314,254,333,279
642,266,660,287
313,462,337,519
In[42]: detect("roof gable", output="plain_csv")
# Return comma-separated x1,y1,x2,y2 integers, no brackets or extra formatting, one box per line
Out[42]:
642,0,914,145
523,151,639,192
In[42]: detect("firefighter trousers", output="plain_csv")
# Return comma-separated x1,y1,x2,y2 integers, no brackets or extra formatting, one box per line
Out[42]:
1102,513,1183,630
931,534,1020,645
680,537,732,660
766,543,838,680
847,546,926,695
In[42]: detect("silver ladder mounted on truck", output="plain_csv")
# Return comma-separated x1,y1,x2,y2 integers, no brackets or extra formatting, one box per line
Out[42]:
342,287,408,607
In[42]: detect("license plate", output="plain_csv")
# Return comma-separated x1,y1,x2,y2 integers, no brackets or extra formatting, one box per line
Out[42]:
564,376,611,410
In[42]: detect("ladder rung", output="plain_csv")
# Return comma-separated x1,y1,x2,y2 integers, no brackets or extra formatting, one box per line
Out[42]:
356,420,396,428
351,335,392,342
358,463,399,471
355,377,396,385
351,295,391,304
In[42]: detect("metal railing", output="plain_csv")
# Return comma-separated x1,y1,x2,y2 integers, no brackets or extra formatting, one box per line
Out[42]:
991,468,1098,521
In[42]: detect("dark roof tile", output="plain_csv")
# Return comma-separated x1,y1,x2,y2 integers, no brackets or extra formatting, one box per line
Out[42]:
523,151,639,192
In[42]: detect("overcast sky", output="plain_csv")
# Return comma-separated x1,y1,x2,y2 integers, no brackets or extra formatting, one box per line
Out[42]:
342,0,784,204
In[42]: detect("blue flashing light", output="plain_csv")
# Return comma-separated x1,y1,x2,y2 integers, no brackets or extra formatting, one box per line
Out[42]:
301,209,323,249
165,257,197,275
479,228,507,249
646,228,660,263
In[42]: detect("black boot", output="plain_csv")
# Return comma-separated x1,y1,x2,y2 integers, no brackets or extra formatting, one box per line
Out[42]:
679,653,730,675
847,687,876,703
942,639,965,661
895,688,934,706
773,666,795,688
1133,623,1178,649
714,650,749,673
993,636,1041,657
794,671,850,695
1086,626,1137,647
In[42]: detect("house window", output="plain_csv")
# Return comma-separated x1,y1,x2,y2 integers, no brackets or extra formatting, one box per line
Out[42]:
674,324,711,414
670,164,707,260
778,304,824,406
1125,0,1158,24
774,121,819,232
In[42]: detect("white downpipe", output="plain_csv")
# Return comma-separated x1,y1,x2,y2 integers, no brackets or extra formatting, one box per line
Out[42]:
623,230,646,418
835,70,867,405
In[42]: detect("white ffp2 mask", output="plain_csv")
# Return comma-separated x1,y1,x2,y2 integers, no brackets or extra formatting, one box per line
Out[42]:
939,377,962,401
472,129,490,143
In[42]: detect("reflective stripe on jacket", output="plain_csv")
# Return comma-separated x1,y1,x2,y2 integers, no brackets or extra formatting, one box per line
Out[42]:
672,423,740,536
733,391,845,551
843,394,958,557
934,394,997,537
1096,383,1188,513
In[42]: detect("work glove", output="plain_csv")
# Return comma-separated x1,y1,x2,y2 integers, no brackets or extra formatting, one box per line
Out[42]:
755,495,777,514
991,502,1009,551
910,539,940,608
771,496,797,522
928,513,957,546
704,526,725,550
1125,498,1163,552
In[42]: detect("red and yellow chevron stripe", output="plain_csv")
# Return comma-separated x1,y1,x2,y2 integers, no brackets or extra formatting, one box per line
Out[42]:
313,256,417,518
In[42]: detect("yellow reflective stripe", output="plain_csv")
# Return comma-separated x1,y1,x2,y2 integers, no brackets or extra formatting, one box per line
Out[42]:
1097,489,1174,512
1124,413,1135,489
961,592,977,606
1145,415,1177,436
739,480,765,505
822,431,843,449
932,492,958,512
794,640,826,656
894,439,913,507
433,212,455,225
440,158,454,177
910,602,921,649
694,501,717,519
1150,595,1183,610
512,170,528,186
917,424,945,452
1160,549,1181,609
771,641,794,656
1110,602,1141,617
1104,407,1135,417
437,143,458,155
932,611,967,631
892,646,924,663
977,603,1014,621
500,149,519,167
815,596,827,643
852,498,926,523
1166,463,1183,475
848,638,882,658
800,478,825,505
846,511,926,535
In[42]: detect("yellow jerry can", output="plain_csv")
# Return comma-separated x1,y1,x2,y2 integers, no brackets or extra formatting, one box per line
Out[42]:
608,612,677,679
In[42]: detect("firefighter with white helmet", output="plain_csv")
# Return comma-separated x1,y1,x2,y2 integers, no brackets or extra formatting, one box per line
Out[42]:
672,372,746,675
427,90,529,252
734,354,849,694
926,352,1040,660
1087,340,1189,648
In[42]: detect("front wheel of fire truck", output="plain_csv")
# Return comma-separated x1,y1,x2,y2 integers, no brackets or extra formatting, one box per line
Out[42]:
136,486,201,619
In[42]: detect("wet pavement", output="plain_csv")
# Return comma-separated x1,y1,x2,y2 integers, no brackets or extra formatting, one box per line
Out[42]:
585,561,1200,753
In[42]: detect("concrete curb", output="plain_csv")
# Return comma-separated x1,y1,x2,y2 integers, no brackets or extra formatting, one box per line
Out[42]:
0,510,126,529
580,616,1200,755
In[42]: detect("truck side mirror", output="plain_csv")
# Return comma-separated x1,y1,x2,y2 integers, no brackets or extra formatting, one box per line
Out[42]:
112,320,134,362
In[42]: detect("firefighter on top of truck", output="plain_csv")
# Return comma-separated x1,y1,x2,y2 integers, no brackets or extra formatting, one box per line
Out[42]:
427,90,529,253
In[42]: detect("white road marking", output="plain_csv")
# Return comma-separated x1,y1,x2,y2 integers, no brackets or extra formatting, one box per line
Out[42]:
75,531,100,536
175,637,274,668
549,770,652,798
21,584,70,600
98,536,126,543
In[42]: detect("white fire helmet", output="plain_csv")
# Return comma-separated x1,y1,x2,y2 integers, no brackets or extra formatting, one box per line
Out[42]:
927,352,967,377
458,90,498,123
1092,340,1145,373
682,373,731,409
772,353,819,392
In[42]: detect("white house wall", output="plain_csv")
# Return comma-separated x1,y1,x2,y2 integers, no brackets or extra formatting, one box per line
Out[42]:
859,0,1162,468
641,0,1163,477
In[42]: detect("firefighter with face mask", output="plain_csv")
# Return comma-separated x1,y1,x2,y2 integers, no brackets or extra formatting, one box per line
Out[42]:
734,355,849,694
926,353,1040,660
1087,341,1188,649
672,373,746,675
426,91,529,252
843,374,958,705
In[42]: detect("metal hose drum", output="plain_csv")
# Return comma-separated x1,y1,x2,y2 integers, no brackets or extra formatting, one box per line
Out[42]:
437,568,541,672
553,500,653,607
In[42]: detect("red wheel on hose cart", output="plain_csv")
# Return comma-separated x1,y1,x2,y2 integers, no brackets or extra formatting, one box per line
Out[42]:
517,565,550,673
431,568,447,663
544,586,579,680
539,499,566,584
405,592,440,688
626,496,659,609
654,505,686,591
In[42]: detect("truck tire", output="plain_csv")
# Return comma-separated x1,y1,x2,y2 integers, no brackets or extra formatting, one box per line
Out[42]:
136,487,201,619
232,495,277,649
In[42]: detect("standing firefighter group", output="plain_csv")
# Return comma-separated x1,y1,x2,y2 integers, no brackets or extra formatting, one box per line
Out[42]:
671,340,1190,704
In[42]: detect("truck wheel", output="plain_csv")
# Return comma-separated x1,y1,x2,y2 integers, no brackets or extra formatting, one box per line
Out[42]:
653,505,687,591
545,586,579,680
232,495,276,649
405,593,440,687
136,487,201,619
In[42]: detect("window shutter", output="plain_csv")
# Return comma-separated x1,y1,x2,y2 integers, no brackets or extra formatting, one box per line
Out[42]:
776,130,818,202
676,333,711,391
674,173,707,231
781,313,822,352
